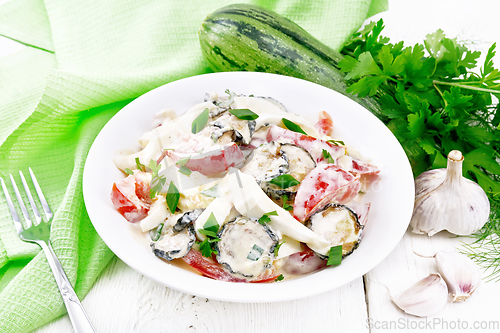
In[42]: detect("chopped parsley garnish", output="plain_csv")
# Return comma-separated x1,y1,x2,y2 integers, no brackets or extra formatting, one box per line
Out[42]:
197,213,220,258
247,244,264,261
229,108,259,120
124,168,134,175
149,160,166,199
282,194,293,211
282,118,307,135
322,149,335,164
175,156,192,176
199,239,218,258
258,210,278,225
191,108,209,134
327,140,345,146
200,184,218,198
269,174,300,189
274,239,286,257
150,223,164,242
178,166,192,176
165,181,180,213
327,245,343,266
135,157,146,172
274,274,284,282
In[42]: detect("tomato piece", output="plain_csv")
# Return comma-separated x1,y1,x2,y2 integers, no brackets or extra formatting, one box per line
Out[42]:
266,125,344,163
249,268,280,283
110,175,150,222
337,155,380,175
182,250,247,282
282,251,327,275
293,164,361,222
182,250,280,283
345,201,371,226
314,111,333,136
167,143,245,176
351,159,380,175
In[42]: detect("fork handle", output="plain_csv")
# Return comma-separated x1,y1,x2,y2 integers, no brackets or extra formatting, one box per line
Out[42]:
39,241,97,333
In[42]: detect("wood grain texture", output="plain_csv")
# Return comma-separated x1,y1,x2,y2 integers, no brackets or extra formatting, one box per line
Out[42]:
365,229,500,333
35,258,369,333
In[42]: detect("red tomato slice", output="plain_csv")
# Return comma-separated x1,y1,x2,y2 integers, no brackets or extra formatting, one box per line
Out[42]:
167,143,245,176
266,125,344,163
351,159,380,175
110,175,150,222
182,250,280,283
182,250,247,282
293,164,361,222
314,111,334,136
282,251,327,275
338,156,380,175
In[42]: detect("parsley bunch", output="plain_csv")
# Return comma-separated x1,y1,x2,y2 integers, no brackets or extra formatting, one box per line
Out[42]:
340,20,500,202
340,20,500,280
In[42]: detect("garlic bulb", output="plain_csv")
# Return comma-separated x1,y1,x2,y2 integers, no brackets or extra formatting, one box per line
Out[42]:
391,274,448,317
435,251,482,302
411,150,490,236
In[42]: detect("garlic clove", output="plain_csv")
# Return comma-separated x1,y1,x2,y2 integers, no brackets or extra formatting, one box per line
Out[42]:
410,150,490,236
435,251,481,302
391,274,448,317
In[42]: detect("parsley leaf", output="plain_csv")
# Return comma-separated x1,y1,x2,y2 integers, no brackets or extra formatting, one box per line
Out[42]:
165,181,180,213
200,184,218,198
197,213,220,258
274,240,286,257
149,160,166,199
178,166,192,176
282,194,293,211
269,174,300,189
327,140,345,146
322,149,335,163
274,274,284,282
124,168,134,175
135,157,146,172
199,239,217,258
282,118,307,135
258,211,278,225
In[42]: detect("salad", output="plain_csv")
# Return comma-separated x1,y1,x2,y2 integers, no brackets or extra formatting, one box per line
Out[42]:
110,91,379,283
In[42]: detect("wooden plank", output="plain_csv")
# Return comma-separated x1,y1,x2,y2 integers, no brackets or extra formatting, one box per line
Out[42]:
35,258,369,333
365,229,500,333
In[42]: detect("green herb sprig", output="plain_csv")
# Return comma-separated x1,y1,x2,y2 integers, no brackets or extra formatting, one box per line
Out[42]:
340,20,500,194
269,174,300,189
197,213,220,258
258,211,278,225
322,149,335,164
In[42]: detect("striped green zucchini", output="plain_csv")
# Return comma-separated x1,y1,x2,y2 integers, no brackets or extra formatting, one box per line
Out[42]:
199,4,382,117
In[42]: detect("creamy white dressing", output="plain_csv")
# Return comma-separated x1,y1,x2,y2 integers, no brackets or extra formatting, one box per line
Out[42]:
309,207,360,247
217,217,275,277
140,196,170,232
113,92,376,282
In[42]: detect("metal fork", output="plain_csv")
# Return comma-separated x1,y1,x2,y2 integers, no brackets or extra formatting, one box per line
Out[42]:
0,168,96,333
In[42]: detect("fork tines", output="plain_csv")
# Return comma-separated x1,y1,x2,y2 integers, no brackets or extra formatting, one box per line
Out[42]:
0,168,53,232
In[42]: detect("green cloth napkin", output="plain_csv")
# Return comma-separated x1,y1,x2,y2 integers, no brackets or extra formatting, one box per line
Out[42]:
0,0,387,331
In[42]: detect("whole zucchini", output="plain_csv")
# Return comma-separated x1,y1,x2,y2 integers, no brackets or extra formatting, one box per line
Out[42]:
199,3,382,118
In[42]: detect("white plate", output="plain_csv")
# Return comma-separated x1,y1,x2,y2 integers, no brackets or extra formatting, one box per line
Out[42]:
83,72,414,303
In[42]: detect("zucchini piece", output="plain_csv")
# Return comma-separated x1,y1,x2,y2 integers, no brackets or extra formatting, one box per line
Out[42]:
306,203,362,259
199,3,383,118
